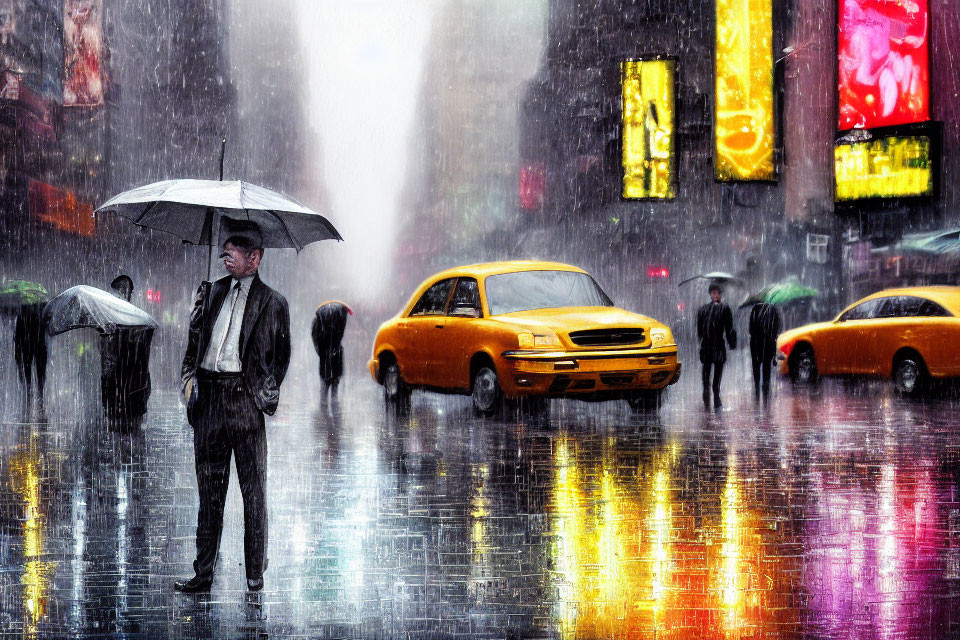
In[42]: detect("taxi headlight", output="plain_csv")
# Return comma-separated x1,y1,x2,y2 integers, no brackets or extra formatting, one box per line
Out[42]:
650,328,671,346
518,332,560,349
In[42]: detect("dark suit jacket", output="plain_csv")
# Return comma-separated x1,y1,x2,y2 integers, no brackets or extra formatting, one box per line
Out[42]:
182,274,291,416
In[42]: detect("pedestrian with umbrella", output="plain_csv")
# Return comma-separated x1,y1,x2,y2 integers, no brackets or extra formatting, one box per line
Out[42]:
2,280,50,421
96,168,341,595
43,285,159,429
696,283,736,409
311,300,353,406
748,302,781,402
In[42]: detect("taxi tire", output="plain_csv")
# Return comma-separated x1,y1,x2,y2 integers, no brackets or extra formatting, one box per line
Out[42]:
789,345,818,385
893,353,928,396
472,365,502,417
382,361,411,413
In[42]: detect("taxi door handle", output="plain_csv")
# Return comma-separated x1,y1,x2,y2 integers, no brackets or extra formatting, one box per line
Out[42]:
435,324,444,329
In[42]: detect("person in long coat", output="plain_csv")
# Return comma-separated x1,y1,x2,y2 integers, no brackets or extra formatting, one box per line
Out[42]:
748,302,781,401
177,220,291,594
99,325,154,429
696,283,736,409
311,300,352,403
13,302,48,420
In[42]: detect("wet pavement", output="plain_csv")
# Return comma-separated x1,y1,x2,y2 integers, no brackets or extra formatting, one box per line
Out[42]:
2,367,960,639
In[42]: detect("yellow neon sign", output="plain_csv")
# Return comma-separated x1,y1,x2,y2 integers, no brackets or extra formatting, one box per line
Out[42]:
834,135,932,201
715,0,775,181
622,59,675,199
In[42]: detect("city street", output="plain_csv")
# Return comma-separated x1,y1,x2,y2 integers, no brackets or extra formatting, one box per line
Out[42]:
2,361,959,639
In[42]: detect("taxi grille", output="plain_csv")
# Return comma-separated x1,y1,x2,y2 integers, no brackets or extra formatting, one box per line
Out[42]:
568,328,645,347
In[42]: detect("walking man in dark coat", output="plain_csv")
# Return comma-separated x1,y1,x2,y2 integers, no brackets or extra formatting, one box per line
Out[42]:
311,300,352,404
177,219,291,593
13,302,48,420
748,301,781,402
696,283,736,409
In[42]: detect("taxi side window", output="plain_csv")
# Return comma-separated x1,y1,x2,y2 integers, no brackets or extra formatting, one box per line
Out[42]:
840,298,881,321
917,298,949,317
448,278,482,318
410,279,455,316
876,297,902,318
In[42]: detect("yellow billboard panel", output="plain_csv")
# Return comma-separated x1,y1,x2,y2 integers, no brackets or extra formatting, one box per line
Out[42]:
621,59,675,199
835,135,932,201
715,0,775,181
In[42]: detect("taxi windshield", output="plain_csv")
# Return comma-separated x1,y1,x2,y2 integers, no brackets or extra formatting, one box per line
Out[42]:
485,270,613,315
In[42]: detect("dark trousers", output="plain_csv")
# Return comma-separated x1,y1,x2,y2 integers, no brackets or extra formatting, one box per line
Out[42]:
14,338,47,407
751,347,773,398
193,370,267,582
701,361,724,405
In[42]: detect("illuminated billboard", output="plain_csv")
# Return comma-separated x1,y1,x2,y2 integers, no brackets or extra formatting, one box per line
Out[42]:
64,0,105,107
715,0,775,181
834,130,934,201
838,0,930,131
621,59,675,199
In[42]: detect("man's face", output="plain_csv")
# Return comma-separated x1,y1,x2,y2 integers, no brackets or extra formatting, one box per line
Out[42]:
220,242,260,278
710,289,722,303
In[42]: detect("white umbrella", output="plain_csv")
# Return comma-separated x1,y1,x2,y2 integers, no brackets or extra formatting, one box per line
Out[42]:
43,285,158,336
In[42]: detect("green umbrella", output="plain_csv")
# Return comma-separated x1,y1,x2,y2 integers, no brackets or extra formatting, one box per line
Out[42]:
739,279,819,309
0,280,49,309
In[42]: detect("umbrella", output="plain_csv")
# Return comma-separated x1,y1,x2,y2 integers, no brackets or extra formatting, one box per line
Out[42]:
738,280,820,309
677,271,743,287
43,285,158,336
95,178,343,279
0,280,49,309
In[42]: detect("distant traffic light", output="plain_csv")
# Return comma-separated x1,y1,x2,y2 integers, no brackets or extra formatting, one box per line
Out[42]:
646,266,670,279
146,289,162,304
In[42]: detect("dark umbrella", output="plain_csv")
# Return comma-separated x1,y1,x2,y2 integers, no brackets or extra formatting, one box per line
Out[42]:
95,178,342,279
677,271,743,287
42,285,158,336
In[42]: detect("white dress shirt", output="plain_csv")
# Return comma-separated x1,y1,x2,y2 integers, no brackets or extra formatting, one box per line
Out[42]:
201,275,254,372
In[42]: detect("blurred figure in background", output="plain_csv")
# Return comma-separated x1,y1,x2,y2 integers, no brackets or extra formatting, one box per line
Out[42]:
110,274,134,302
99,325,154,430
13,302,48,420
311,300,352,405
749,301,781,402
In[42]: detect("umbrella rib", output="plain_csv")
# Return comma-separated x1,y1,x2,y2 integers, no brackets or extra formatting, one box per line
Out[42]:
265,209,302,252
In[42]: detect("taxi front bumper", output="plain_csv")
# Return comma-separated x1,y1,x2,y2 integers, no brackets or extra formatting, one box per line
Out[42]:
499,346,681,396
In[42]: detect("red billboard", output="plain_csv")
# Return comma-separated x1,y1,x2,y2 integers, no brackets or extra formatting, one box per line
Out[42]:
29,181,95,236
63,0,105,107
838,0,930,130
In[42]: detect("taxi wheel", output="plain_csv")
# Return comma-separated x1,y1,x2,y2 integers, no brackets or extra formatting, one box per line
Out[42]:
893,354,927,396
790,346,818,385
382,361,411,411
472,365,501,416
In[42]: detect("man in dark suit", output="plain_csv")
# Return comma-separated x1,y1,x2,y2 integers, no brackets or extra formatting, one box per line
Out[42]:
696,283,736,409
176,220,291,593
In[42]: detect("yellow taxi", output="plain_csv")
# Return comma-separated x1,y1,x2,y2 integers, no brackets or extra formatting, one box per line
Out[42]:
777,286,960,394
369,261,682,414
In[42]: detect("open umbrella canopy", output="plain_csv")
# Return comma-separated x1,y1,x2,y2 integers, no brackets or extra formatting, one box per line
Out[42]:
43,285,158,336
896,229,960,256
677,271,743,287
0,280,49,309
95,179,342,251
739,280,820,309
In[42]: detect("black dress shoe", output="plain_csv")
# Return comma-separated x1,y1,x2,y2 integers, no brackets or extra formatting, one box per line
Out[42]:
246,577,264,592
174,575,212,593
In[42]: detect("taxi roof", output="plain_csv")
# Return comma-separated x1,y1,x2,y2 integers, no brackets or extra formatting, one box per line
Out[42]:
427,261,587,281
855,286,960,314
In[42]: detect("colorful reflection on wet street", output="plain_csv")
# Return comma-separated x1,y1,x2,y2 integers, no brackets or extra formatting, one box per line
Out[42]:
1,377,959,638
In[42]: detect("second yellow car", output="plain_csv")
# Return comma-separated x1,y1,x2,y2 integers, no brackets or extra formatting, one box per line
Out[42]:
369,261,682,414
777,286,960,394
